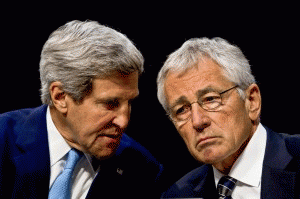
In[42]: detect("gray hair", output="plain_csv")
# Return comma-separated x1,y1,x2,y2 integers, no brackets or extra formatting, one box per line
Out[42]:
157,37,256,113
40,20,144,105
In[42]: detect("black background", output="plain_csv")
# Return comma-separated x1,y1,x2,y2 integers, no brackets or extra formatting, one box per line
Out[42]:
1,3,299,188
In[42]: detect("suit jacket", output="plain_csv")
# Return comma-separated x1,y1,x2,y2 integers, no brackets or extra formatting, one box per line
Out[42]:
161,127,300,198
0,105,163,199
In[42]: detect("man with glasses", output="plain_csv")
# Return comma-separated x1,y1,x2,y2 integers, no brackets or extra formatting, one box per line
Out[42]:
157,37,300,198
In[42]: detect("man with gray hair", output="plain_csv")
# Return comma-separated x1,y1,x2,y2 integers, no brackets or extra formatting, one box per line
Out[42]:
158,38,300,198
0,20,163,198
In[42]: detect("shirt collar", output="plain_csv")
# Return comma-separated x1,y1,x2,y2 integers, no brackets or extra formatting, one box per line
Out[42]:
213,123,267,187
47,106,71,167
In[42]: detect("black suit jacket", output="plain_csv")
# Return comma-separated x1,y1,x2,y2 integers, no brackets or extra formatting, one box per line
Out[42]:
0,105,163,198
161,127,300,198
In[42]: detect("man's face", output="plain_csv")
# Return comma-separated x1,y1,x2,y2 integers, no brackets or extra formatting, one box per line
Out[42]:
64,72,139,160
164,59,255,168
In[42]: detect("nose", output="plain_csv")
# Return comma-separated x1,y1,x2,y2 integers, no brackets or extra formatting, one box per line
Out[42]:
112,102,131,130
191,103,211,132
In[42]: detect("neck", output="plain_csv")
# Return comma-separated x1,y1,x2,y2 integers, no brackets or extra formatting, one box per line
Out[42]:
49,106,84,152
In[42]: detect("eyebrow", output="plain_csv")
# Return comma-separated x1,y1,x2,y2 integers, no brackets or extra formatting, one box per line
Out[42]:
196,87,217,98
95,97,118,104
170,96,189,108
94,93,140,104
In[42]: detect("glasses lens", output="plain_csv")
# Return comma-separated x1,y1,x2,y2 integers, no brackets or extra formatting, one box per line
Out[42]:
201,92,222,110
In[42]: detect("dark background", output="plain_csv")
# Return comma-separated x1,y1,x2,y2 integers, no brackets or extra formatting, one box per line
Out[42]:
1,3,299,188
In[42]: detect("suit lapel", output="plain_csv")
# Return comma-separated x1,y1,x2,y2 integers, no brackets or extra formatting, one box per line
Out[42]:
86,157,125,199
13,105,50,198
261,127,297,199
192,165,219,198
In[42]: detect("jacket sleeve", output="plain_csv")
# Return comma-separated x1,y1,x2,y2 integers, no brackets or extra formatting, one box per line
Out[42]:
0,114,17,197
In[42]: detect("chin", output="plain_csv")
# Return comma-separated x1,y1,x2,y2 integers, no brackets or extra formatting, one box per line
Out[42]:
92,146,119,161
89,136,122,160
193,148,226,164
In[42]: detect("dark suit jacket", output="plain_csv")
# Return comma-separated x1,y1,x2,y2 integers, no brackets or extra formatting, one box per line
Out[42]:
0,105,163,198
161,127,300,198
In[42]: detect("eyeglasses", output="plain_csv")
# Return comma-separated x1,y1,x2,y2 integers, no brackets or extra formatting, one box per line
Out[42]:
169,85,239,124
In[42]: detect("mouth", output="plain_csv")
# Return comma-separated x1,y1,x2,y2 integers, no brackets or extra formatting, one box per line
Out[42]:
96,133,122,140
196,136,219,147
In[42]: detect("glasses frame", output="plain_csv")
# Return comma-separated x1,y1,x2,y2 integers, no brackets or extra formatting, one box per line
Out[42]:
170,85,239,124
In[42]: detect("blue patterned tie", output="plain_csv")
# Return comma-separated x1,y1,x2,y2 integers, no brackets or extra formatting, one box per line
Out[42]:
48,149,83,199
217,176,237,199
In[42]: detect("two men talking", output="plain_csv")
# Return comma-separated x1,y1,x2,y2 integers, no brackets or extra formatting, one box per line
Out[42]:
0,21,299,198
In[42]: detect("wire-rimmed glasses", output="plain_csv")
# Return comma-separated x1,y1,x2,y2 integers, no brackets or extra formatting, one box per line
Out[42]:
169,85,239,124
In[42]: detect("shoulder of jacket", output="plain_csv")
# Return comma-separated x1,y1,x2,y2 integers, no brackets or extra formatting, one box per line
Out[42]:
116,133,162,171
282,133,300,158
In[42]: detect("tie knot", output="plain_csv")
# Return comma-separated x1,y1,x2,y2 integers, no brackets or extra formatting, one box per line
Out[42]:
217,176,237,198
64,149,83,170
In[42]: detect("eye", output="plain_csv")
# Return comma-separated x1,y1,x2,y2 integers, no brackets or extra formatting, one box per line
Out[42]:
201,93,222,110
105,99,120,110
175,105,190,115
202,94,221,104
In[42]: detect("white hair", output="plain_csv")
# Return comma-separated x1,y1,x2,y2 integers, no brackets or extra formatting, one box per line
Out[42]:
40,20,144,105
157,37,256,112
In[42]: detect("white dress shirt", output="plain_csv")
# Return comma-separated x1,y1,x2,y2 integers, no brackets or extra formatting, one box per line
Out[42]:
213,123,267,199
47,107,99,199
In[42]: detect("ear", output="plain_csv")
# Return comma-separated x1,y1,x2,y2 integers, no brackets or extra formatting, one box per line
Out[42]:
49,82,68,114
245,84,261,124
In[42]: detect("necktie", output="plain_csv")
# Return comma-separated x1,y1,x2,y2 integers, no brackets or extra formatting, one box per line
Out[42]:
217,176,237,199
48,149,83,199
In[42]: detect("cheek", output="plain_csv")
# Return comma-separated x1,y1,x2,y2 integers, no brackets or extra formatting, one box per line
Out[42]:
208,108,252,157
215,101,250,137
71,111,113,144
